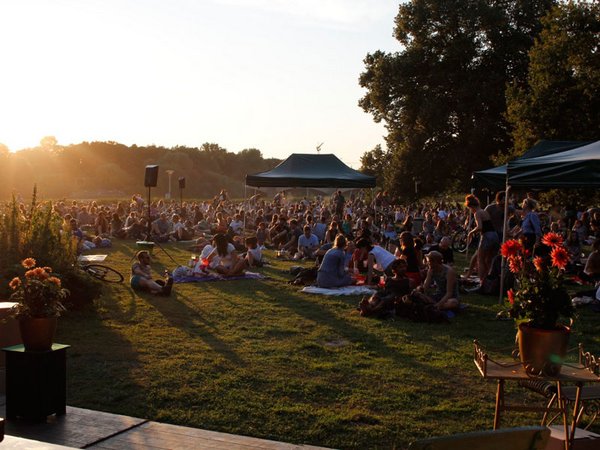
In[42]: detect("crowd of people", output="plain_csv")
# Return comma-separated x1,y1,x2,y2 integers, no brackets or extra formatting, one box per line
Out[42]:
53,188,600,303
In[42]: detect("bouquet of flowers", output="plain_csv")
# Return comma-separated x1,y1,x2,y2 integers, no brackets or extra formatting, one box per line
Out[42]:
9,258,69,318
502,232,575,329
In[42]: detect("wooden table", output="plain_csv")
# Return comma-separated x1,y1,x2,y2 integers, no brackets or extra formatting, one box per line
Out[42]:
474,340,600,450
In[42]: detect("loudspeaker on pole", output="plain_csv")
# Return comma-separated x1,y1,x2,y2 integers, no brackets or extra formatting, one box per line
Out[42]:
178,177,186,189
144,165,159,187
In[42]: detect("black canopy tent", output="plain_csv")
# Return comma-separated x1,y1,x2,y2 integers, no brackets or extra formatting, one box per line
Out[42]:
497,139,600,303
507,140,600,188
245,154,376,188
472,140,591,190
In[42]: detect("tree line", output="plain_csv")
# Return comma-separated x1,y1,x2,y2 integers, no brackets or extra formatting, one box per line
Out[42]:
359,0,599,198
0,140,280,200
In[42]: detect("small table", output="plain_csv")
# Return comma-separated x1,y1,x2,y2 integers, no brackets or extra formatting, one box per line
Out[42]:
3,344,70,421
474,340,600,450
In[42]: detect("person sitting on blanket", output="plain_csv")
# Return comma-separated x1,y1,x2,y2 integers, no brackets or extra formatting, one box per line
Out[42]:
130,250,173,296
316,234,354,288
230,236,263,275
206,233,245,277
355,238,396,286
420,250,459,311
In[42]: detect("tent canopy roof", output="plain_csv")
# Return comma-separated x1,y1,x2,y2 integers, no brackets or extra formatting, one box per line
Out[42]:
245,153,376,188
472,140,592,190
507,140,600,188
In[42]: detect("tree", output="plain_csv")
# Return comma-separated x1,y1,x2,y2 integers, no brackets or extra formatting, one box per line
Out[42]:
360,144,388,187
359,0,555,196
504,1,600,160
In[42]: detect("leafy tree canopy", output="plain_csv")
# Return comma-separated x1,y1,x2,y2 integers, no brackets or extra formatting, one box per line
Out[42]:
360,0,554,197
503,0,600,162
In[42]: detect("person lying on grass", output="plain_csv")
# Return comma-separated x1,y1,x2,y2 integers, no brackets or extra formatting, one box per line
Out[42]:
206,233,245,277
130,250,173,296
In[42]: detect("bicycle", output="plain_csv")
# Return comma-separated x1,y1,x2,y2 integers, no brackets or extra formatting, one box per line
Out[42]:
78,258,124,283
451,226,479,253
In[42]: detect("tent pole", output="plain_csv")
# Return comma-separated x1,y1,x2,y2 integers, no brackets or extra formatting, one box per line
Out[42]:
243,183,247,232
498,182,511,304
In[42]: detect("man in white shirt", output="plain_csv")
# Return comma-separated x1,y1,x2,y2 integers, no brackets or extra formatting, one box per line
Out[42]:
297,225,320,259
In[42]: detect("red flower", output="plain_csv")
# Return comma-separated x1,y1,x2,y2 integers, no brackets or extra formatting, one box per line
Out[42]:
507,289,515,305
542,232,563,248
508,256,523,274
22,258,36,269
501,240,523,258
533,256,545,272
551,247,569,270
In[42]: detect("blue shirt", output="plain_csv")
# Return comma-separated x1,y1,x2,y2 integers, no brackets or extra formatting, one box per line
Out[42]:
522,212,542,237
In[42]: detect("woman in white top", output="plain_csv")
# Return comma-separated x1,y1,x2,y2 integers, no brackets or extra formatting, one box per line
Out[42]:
356,238,396,285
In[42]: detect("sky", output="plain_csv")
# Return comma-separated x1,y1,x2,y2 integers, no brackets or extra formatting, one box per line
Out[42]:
0,0,400,167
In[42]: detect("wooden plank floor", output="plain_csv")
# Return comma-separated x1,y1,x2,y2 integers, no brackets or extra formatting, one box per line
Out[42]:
0,396,331,450
91,421,330,450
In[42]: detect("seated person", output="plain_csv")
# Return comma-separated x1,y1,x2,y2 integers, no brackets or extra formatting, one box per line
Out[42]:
579,239,600,283
317,234,353,288
151,213,172,242
229,214,244,236
424,236,454,265
206,233,244,277
356,238,396,286
281,219,302,252
394,231,422,286
297,225,320,259
173,219,195,241
256,222,268,248
230,236,263,274
421,251,459,310
130,251,172,296
383,258,414,297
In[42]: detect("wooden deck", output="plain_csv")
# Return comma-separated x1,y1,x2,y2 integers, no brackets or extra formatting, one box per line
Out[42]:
0,396,331,449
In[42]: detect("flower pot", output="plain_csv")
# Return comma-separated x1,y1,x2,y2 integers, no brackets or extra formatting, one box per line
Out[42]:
18,317,57,352
517,322,570,377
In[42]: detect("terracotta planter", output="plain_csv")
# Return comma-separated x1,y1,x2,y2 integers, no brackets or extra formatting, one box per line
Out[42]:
518,322,570,377
18,317,57,352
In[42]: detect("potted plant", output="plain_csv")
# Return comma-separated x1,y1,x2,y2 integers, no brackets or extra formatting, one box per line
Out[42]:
8,258,68,351
501,232,575,376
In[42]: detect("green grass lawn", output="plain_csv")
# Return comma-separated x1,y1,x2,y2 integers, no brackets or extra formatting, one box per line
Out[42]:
57,241,600,449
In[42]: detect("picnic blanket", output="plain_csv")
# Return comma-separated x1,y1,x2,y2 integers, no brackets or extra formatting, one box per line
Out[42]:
174,271,266,283
301,285,377,296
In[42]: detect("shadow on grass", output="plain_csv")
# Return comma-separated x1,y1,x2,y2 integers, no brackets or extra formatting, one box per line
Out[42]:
142,289,246,367
250,280,445,378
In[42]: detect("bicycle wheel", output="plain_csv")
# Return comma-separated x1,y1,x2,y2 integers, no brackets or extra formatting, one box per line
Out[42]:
84,264,124,283
451,230,466,253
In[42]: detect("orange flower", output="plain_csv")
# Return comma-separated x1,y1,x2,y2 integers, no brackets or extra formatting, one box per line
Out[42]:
533,256,545,272
32,267,48,280
508,256,523,274
507,289,515,305
551,247,569,270
501,240,522,258
25,270,35,279
43,267,52,273
22,258,36,269
48,276,61,287
9,277,21,290
542,232,563,248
